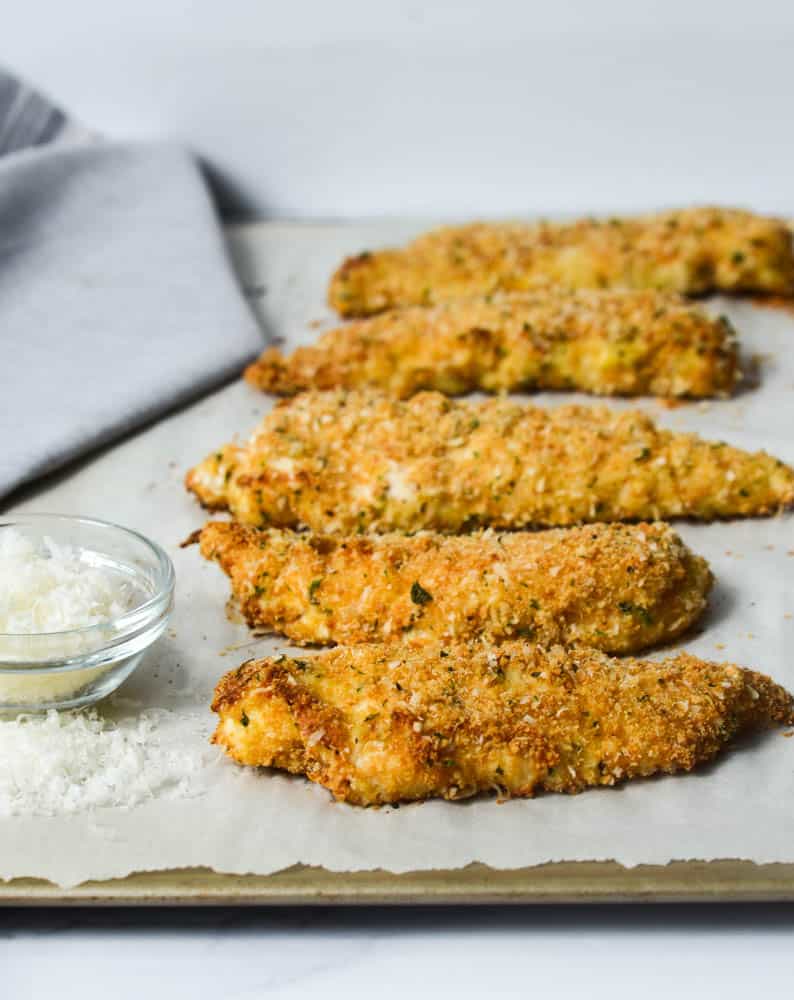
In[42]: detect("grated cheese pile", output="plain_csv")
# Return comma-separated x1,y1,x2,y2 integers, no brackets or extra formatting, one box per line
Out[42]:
0,528,134,636
0,708,210,817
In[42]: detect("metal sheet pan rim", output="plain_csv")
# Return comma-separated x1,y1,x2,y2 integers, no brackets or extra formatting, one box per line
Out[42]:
3,860,794,906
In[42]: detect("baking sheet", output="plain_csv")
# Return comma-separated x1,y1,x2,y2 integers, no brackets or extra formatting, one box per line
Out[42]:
8,861,794,906
1,220,793,890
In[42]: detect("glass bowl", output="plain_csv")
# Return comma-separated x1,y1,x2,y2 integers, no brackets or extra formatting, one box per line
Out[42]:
0,514,175,712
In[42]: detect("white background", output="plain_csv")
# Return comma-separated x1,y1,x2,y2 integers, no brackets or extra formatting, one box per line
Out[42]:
2,904,794,998
6,0,794,218
3,1,794,994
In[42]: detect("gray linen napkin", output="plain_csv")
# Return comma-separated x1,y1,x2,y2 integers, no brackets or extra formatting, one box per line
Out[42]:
0,77,262,500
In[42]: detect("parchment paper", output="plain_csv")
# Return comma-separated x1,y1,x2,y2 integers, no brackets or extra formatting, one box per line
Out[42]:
1,220,793,888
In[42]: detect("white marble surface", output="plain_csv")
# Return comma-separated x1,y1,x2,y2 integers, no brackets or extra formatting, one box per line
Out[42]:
2,903,794,998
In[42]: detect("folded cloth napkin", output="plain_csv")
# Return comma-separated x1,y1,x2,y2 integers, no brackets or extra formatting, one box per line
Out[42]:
0,72,263,500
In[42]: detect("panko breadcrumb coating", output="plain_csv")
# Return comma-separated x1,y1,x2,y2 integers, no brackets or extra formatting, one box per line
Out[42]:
248,289,739,400
185,390,794,533
329,208,794,316
211,641,794,806
195,520,712,654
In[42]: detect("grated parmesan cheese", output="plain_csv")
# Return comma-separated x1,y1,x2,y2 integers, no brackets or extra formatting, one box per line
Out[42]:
0,708,210,817
385,463,416,503
0,528,135,638
0,528,150,705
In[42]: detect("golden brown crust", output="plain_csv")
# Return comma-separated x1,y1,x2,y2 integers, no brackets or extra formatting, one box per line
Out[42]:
329,208,794,316
197,520,712,654
184,444,245,511
248,289,739,400
185,389,794,533
211,641,794,805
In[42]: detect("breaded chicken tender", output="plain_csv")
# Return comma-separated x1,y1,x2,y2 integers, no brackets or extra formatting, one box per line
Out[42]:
185,390,794,533
329,208,794,316
248,289,739,400
211,641,794,805
195,521,712,654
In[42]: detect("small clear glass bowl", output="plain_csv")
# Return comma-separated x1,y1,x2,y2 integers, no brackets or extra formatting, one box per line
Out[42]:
0,514,174,712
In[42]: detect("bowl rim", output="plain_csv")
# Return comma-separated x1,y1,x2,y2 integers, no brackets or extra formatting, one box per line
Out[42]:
0,512,175,642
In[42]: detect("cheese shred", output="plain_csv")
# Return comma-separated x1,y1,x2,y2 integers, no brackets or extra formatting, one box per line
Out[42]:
0,708,210,817
0,528,134,638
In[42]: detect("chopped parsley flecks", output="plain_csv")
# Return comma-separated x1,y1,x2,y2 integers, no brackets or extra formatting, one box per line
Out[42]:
308,578,323,605
411,581,433,605
618,600,653,626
